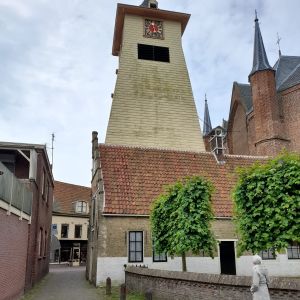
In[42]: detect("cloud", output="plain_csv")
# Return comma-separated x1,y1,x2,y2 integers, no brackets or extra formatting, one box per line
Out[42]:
1,0,299,186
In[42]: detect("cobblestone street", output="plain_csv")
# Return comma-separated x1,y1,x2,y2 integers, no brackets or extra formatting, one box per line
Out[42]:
24,265,100,300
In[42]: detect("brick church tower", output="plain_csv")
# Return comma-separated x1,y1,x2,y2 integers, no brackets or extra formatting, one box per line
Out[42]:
248,14,289,155
226,13,300,156
105,0,205,152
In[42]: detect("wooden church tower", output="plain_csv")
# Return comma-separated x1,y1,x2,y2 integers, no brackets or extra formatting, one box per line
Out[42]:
105,0,205,152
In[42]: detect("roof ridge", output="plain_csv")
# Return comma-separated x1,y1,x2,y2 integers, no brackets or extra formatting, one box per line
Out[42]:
100,144,269,160
54,180,91,189
100,143,210,155
224,154,269,159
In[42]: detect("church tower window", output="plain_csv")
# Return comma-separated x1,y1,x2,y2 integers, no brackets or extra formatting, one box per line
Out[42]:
138,44,169,62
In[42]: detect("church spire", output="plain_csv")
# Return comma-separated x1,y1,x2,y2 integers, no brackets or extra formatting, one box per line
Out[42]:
249,11,272,77
203,94,212,136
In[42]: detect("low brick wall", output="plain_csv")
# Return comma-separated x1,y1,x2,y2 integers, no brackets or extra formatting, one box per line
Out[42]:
125,267,300,300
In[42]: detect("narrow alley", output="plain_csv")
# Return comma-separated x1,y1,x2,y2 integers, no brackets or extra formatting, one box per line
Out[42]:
23,265,100,300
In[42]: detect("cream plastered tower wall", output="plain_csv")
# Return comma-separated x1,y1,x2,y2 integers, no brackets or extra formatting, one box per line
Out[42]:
105,5,205,152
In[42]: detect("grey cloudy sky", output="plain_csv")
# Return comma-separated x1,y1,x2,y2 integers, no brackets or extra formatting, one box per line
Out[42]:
0,0,299,187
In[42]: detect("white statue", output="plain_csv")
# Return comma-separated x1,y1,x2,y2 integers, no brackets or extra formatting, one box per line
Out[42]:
250,255,270,300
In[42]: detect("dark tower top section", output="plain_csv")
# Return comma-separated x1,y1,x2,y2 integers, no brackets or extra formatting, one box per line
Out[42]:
203,95,212,136
140,0,158,9
249,13,272,78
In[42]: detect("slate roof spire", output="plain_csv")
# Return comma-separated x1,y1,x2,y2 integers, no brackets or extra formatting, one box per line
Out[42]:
203,94,212,136
249,11,272,77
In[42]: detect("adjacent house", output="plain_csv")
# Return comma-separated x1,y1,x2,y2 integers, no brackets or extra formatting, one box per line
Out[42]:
0,141,54,299
51,181,91,266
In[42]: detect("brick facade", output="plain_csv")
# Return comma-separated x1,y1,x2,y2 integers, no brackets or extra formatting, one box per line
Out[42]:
281,84,300,151
0,143,54,297
97,217,238,258
249,70,289,155
228,78,299,156
25,150,53,291
0,209,28,300
126,267,300,300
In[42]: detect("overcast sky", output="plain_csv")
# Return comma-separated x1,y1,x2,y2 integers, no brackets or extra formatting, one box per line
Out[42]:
1,0,299,187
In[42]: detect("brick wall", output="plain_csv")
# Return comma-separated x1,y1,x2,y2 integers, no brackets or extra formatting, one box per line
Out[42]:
282,84,300,152
97,216,238,258
25,151,53,291
125,267,300,300
0,208,29,300
228,103,250,155
250,70,289,155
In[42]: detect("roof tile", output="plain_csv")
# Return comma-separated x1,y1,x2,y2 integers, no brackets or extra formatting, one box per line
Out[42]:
53,181,91,214
99,145,266,217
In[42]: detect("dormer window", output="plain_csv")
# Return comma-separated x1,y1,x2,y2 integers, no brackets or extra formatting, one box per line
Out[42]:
75,201,88,213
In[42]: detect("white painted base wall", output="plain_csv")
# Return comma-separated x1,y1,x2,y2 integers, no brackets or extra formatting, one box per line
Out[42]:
96,255,300,286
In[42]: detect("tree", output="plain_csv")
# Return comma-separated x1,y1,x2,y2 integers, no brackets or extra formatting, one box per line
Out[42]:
233,152,300,256
150,176,216,272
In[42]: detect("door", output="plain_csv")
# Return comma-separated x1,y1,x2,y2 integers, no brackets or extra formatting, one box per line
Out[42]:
219,241,236,275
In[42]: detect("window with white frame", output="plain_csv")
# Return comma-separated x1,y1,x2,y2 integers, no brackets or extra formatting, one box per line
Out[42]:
128,231,143,262
287,242,300,259
75,201,88,213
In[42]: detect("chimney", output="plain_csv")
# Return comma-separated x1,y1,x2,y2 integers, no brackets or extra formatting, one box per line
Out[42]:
92,131,99,160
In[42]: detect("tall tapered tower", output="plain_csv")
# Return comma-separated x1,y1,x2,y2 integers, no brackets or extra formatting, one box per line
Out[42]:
249,14,289,155
105,1,205,152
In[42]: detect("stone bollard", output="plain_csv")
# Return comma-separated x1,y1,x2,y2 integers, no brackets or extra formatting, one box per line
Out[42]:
106,277,111,295
145,289,153,300
120,283,126,300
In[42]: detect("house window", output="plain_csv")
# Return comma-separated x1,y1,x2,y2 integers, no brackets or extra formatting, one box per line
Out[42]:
260,249,276,260
75,225,82,238
138,44,170,63
38,228,43,257
75,201,88,213
153,248,167,262
128,231,143,262
61,224,69,238
44,231,47,257
45,180,50,203
287,242,300,259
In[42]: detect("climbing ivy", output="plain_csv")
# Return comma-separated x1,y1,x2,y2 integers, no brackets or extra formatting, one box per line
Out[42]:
233,152,300,256
150,176,216,271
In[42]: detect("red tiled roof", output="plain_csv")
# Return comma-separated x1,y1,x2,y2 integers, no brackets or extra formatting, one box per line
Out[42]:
54,181,91,214
99,144,267,217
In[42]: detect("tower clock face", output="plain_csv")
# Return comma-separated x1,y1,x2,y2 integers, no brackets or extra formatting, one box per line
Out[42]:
144,19,163,39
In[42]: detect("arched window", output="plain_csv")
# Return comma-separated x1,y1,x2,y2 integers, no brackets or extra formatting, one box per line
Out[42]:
75,201,88,213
